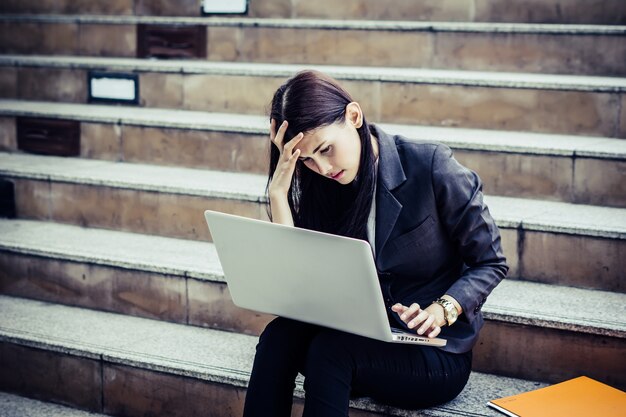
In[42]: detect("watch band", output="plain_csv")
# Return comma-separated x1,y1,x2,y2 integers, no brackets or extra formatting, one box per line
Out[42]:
434,297,458,326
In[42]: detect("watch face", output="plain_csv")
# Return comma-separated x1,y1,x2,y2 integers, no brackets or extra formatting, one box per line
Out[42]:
445,303,458,325
435,298,458,325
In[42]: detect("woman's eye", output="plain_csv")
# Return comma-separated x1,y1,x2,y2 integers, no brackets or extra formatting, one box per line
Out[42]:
321,146,331,154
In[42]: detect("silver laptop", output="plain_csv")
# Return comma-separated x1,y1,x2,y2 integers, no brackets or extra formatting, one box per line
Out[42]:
204,210,446,347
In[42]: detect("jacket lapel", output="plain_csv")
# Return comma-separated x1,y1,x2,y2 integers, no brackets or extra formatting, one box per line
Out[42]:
372,125,406,263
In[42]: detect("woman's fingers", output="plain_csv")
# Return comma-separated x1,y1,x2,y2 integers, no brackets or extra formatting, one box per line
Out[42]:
271,147,300,193
288,149,301,165
271,120,290,152
393,303,441,338
271,120,305,163
280,132,304,164
427,326,442,338
391,304,405,311
416,314,435,335
408,309,430,329
397,303,421,323
284,132,304,154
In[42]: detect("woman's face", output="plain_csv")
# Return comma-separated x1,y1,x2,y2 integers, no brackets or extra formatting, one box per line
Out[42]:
293,104,363,185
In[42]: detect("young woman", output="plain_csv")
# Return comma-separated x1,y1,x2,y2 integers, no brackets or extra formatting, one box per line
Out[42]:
242,70,508,416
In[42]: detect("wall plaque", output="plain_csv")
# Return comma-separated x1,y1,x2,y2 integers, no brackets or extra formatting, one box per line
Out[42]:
88,72,139,104
17,117,80,157
137,24,207,59
201,0,248,14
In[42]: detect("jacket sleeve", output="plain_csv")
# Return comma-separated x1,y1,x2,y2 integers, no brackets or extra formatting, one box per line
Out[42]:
431,144,508,324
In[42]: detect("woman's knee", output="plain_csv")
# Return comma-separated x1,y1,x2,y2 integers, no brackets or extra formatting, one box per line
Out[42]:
256,317,319,360
303,329,355,375
258,317,293,345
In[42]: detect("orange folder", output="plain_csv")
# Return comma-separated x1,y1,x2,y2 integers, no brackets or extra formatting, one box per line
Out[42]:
487,376,626,417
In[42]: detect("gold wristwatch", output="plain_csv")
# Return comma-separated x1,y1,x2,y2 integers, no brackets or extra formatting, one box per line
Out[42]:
433,298,458,326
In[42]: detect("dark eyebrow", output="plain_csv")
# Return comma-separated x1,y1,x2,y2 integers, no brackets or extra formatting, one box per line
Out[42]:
299,141,327,160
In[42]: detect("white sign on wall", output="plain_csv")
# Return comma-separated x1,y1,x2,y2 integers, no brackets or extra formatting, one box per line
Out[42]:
88,72,139,104
201,0,248,14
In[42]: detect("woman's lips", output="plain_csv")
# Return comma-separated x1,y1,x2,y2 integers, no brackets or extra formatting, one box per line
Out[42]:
331,170,345,180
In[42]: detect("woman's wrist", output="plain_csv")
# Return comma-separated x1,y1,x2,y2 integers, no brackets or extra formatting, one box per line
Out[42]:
268,187,287,201
431,295,462,327
441,294,462,315
268,191,294,227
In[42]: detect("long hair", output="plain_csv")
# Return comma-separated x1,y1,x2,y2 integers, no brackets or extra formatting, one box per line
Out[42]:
266,70,377,240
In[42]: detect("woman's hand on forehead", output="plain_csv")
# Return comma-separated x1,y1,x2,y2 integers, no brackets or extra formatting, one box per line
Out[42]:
271,119,305,159
268,119,304,198
271,119,295,153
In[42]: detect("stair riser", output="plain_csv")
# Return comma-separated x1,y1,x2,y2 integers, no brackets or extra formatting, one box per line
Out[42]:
517,232,626,293
2,117,624,207
2,240,624,387
0,342,380,417
10,178,268,241
5,178,624,291
0,118,271,175
0,342,102,411
0,0,139,16
1,21,625,76
0,252,274,335
1,328,624,417
282,0,626,24
2,0,625,24
2,68,624,138
1,254,625,389
1,243,623,351
104,364,253,417
0,342,245,417
475,322,626,391
454,151,626,208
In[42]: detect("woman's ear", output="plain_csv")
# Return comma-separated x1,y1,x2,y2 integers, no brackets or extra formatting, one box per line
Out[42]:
345,102,363,128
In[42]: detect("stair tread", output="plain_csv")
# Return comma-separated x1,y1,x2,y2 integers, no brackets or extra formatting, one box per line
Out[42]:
2,99,624,159
1,14,625,35
1,152,624,239
0,219,623,337
0,152,267,202
2,55,625,92
0,391,108,417
0,294,547,417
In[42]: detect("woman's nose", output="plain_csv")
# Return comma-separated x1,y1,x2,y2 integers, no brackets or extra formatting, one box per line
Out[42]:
310,158,329,175
318,161,333,176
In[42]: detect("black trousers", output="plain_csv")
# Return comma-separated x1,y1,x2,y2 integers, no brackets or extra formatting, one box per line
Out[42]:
242,317,472,417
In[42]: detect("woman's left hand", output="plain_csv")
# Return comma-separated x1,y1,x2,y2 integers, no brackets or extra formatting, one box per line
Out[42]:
391,303,445,338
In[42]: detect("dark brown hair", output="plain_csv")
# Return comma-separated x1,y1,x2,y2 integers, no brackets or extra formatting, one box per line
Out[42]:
267,70,377,240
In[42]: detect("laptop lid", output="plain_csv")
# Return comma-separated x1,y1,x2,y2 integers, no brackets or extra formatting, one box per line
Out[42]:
204,209,394,342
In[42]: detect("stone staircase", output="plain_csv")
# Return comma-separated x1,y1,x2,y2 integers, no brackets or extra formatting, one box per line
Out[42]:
2,15,626,76
2,0,626,24
1,56,625,138
0,1,624,416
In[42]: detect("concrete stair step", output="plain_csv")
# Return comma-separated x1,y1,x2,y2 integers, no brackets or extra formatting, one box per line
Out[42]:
2,218,624,328
0,219,624,321
1,0,625,24
0,15,625,76
0,152,624,290
2,56,625,138
0,391,109,417
1,293,599,416
1,99,625,207
0,219,624,389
